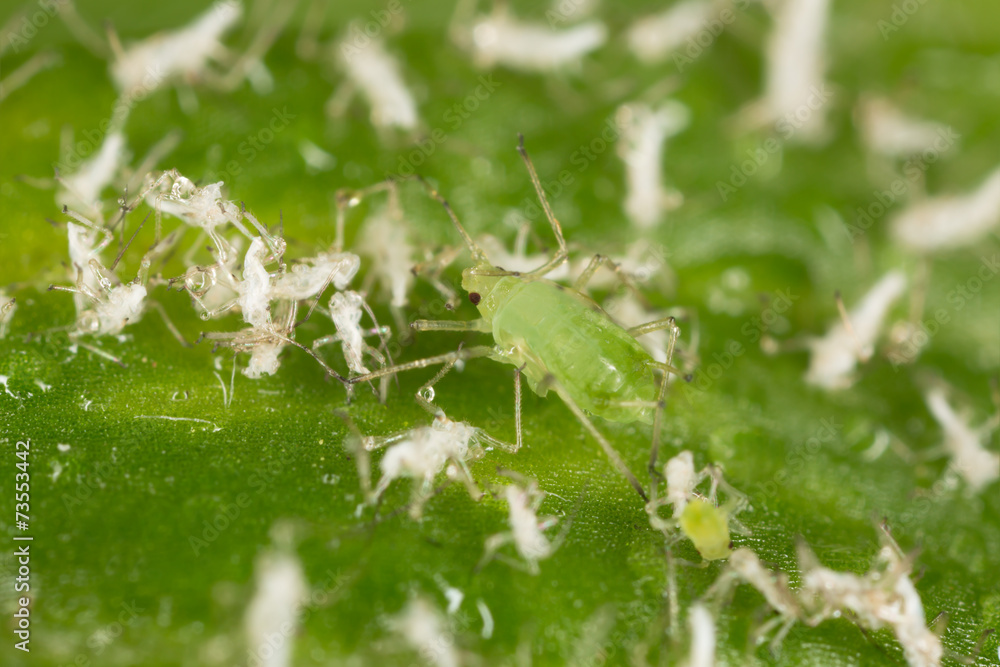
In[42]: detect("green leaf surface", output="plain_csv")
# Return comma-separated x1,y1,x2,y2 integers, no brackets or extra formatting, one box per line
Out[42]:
1,1,999,666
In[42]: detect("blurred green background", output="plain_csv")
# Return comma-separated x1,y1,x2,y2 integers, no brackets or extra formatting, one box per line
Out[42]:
0,0,998,665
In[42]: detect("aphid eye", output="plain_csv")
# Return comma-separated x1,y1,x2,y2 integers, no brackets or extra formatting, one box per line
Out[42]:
469,292,481,305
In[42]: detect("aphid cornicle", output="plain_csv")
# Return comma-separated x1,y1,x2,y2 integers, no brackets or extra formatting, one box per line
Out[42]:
348,136,687,500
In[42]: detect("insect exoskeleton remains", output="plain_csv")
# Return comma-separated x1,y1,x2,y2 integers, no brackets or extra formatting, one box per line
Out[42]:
345,136,690,501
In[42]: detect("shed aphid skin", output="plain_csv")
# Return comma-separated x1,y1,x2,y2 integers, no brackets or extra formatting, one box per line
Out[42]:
55,131,129,220
647,451,747,560
62,0,293,108
923,385,999,492
142,170,262,261
49,209,162,339
348,137,688,501
353,359,517,519
798,528,944,667
703,547,802,650
805,270,907,390
243,547,308,667
685,603,716,667
889,166,1000,252
856,96,954,160
626,0,716,65
452,0,607,72
0,294,16,339
739,0,832,143
312,290,392,394
478,477,561,575
332,35,419,132
391,597,462,667
198,232,338,380
617,101,690,229
366,414,483,520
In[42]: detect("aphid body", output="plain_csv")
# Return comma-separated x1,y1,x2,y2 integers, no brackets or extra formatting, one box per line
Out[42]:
110,0,243,95
466,270,660,424
351,138,684,500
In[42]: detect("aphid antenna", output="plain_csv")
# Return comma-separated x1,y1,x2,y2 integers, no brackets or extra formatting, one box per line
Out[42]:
54,0,112,59
833,289,871,362
516,134,569,277
110,212,149,271
413,174,490,265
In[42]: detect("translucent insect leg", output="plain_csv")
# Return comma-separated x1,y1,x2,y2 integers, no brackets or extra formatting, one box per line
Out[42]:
0,51,60,104
63,208,114,256
217,0,296,93
123,130,182,196
147,300,192,347
411,318,491,333
475,532,518,574
468,368,522,454
415,357,461,415
334,178,400,253
295,0,327,60
346,345,496,386
414,175,490,263
336,409,375,503
76,341,126,367
540,374,648,501
516,135,569,278
55,0,111,59
573,253,648,304
643,317,682,476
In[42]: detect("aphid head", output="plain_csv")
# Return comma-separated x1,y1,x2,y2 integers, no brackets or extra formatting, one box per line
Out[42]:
461,261,507,318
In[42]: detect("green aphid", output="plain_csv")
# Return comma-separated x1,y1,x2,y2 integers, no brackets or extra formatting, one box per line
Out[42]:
349,136,688,501
679,498,733,561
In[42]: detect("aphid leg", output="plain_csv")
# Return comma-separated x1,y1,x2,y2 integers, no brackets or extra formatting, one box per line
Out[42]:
540,374,648,501
335,409,375,504
123,130,183,195
295,0,327,60
146,300,192,347
572,253,649,306
216,0,296,93
0,51,60,104
347,345,495,387
55,0,111,59
415,357,461,415
411,318,491,333
834,289,872,363
411,244,464,309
